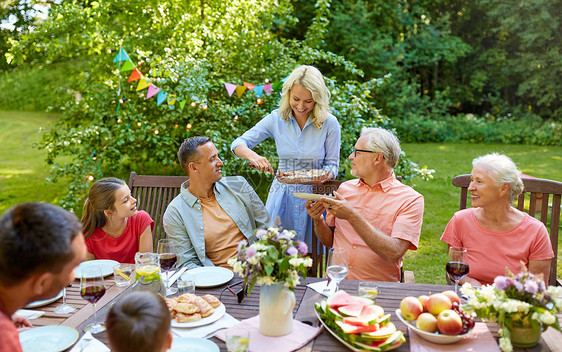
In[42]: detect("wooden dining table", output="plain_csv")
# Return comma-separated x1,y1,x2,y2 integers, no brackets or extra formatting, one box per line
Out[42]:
22,274,562,352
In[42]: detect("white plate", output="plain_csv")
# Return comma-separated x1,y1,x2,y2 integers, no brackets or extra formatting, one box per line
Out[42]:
24,290,63,309
395,309,471,344
171,302,226,328
182,267,234,288
169,337,219,352
19,325,79,352
293,193,335,201
315,309,402,352
75,259,119,278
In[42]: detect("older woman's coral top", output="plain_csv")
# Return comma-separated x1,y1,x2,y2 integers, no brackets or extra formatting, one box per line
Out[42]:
441,208,553,285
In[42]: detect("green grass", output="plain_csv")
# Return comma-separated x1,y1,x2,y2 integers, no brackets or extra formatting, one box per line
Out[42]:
0,110,69,214
401,143,562,284
1,110,561,285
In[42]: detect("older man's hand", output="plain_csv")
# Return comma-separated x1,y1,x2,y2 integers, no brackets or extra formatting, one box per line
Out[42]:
321,191,355,220
305,200,325,221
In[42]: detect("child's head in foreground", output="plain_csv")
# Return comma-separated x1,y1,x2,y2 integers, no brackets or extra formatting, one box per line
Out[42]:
106,291,172,352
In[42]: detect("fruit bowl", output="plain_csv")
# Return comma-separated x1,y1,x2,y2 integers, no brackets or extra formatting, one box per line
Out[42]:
395,309,472,344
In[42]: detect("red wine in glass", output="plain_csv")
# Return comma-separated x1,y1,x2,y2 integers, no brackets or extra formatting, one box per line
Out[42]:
159,253,178,271
446,261,469,282
80,285,106,304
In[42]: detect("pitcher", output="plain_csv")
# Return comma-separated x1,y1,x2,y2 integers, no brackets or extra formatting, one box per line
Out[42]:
133,252,165,294
259,282,296,336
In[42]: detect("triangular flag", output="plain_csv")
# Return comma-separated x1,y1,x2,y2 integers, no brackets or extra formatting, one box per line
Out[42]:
147,85,160,99
264,84,273,94
157,91,168,106
236,85,247,98
253,85,264,98
281,75,289,82
272,81,283,91
128,68,142,82
243,82,256,90
120,60,135,72
136,78,151,91
224,83,237,97
113,48,130,62
167,94,176,105
179,100,187,110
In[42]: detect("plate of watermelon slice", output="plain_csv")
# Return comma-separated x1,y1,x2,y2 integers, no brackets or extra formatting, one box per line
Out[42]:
314,290,405,351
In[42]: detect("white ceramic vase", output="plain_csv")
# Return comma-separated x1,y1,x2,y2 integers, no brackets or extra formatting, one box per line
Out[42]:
259,282,296,336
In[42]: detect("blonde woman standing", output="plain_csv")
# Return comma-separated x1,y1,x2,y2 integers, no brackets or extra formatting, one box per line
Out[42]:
231,65,341,246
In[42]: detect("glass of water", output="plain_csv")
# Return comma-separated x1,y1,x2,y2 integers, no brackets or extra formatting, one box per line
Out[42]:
325,248,348,292
177,274,195,294
226,328,250,352
358,282,378,300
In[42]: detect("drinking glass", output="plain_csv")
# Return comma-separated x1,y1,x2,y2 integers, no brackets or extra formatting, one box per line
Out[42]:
446,247,469,295
325,248,348,292
226,328,250,352
80,266,106,333
157,239,178,296
53,286,76,314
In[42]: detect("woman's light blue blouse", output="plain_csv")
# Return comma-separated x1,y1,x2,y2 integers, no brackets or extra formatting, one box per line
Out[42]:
231,109,341,246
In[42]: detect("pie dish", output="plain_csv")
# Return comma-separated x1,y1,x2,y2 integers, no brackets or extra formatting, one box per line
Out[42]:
277,169,331,184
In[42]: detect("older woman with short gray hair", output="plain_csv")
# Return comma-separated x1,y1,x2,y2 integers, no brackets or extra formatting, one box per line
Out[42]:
441,153,553,286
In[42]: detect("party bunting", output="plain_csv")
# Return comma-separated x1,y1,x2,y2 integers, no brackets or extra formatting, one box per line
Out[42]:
147,85,160,99
179,100,187,110
236,85,247,98
167,94,176,105
128,68,142,82
243,82,256,90
136,78,151,91
157,91,168,106
120,60,135,72
253,85,264,98
113,48,130,62
264,84,273,94
224,83,237,97
272,81,283,91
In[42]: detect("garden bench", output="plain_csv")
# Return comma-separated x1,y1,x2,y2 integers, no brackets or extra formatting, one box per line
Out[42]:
452,174,562,286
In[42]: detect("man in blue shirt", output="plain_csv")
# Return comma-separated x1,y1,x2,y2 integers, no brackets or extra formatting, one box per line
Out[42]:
163,136,272,269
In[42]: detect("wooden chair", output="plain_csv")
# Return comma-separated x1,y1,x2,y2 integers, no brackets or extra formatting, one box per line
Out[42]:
310,179,416,283
128,171,187,251
452,174,562,286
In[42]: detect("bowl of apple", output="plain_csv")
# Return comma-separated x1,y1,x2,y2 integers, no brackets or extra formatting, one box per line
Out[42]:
396,290,475,344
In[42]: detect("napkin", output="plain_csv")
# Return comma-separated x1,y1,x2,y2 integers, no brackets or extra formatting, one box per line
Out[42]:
168,268,187,287
69,332,110,352
306,280,338,297
408,323,501,352
172,313,239,338
15,309,45,320
215,316,322,352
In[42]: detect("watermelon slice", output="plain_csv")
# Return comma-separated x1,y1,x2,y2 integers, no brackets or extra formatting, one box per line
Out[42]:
327,290,356,308
361,322,397,340
338,302,366,317
335,320,381,334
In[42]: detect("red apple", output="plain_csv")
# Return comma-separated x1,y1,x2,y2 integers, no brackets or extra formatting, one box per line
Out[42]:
416,312,438,333
427,293,452,315
400,296,424,321
442,290,461,305
418,295,430,312
437,309,463,335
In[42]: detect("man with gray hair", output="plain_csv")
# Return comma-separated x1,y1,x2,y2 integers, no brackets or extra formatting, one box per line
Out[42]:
306,127,424,282
163,136,272,269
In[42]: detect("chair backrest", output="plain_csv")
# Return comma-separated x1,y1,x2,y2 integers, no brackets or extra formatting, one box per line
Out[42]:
452,174,562,286
128,171,187,251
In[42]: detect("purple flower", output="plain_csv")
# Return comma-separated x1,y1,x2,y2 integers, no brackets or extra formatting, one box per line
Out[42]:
245,246,257,258
524,279,539,294
514,281,524,292
237,240,248,254
276,231,291,241
297,241,308,255
494,276,508,291
286,246,298,256
256,229,268,239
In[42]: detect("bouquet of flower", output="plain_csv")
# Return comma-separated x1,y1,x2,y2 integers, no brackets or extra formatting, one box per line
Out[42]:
227,227,313,294
461,262,562,352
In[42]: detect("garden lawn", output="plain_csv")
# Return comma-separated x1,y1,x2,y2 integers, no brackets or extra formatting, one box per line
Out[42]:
0,110,68,214
401,143,562,285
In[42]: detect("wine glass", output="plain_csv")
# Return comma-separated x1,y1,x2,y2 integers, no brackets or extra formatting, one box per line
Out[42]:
446,247,469,295
157,239,178,296
80,266,106,334
53,286,76,314
325,248,348,292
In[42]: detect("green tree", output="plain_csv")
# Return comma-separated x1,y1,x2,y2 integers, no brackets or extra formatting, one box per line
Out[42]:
8,0,428,210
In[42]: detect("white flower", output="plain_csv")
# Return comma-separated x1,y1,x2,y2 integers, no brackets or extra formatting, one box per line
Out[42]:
251,243,269,251
499,336,513,352
256,276,276,286
539,311,556,325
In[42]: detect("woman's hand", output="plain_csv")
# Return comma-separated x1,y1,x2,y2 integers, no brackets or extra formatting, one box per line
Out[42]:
13,315,32,329
249,155,274,175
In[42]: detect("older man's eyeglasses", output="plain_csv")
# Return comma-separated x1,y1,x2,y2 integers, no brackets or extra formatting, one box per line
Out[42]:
219,281,247,303
352,148,377,158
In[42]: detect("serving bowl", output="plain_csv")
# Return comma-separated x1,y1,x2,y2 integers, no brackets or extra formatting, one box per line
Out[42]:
395,309,472,344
